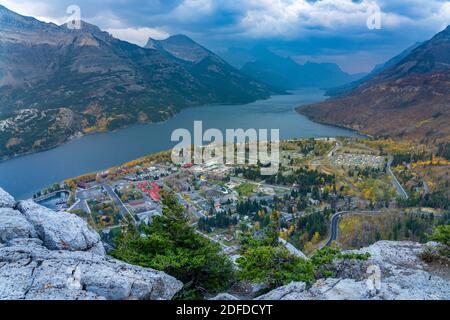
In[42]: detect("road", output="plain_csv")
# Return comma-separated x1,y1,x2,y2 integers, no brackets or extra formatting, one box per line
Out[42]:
327,141,341,159
387,156,409,199
423,179,430,194
34,189,70,202
103,184,136,224
325,211,348,247
73,190,92,214
323,210,382,248
230,177,291,192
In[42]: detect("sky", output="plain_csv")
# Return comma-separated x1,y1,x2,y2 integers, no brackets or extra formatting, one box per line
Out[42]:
1,0,449,73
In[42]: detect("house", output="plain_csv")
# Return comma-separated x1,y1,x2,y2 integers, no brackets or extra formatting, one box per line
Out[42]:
77,178,96,189
137,209,162,225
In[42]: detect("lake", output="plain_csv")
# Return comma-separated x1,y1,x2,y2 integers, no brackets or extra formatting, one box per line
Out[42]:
0,88,361,199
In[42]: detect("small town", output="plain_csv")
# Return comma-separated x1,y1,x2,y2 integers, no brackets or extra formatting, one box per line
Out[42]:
32,137,449,259
0,1,449,303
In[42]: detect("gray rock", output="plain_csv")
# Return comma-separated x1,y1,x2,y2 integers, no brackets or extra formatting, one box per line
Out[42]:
0,238,183,300
229,281,268,298
0,208,37,243
0,189,183,300
210,293,239,300
16,200,105,254
307,278,371,300
0,188,15,208
256,282,307,300
279,238,308,260
255,241,450,300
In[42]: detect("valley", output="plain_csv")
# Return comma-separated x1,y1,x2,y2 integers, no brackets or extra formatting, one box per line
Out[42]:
0,5,276,160
0,1,448,303
32,137,449,260
0,89,361,200
298,26,450,145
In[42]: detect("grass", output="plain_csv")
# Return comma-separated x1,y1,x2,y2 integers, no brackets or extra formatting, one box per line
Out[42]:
235,183,256,197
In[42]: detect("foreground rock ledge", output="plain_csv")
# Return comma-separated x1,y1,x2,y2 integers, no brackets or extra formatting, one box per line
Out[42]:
213,241,450,300
0,188,182,300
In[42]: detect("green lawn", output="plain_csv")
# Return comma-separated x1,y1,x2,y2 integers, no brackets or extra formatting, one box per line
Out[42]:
235,183,256,197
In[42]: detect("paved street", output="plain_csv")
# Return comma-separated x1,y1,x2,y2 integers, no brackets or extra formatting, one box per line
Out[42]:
387,156,409,199
103,184,136,223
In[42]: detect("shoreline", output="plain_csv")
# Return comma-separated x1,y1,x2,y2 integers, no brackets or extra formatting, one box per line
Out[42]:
295,106,371,139
0,88,363,199
0,94,280,163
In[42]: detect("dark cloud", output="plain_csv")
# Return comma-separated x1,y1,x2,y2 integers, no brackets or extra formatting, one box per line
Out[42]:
1,0,448,72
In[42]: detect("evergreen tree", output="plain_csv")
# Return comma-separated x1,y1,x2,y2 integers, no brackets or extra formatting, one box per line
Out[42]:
112,191,234,299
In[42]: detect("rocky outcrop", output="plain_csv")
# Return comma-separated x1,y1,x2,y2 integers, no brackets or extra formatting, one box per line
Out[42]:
210,293,239,301
0,188,15,208
0,208,37,242
256,241,450,300
0,188,183,300
215,241,450,300
16,200,105,254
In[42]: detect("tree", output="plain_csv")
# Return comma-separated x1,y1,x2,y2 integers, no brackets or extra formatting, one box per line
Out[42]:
429,225,450,246
264,210,281,247
311,232,321,244
112,191,234,299
236,245,314,289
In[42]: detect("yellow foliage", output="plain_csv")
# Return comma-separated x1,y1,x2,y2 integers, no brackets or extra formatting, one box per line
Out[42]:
288,225,296,236
412,156,450,168
311,232,321,244
303,241,314,254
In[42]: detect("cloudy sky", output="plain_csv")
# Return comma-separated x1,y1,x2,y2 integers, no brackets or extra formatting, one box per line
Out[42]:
1,0,449,73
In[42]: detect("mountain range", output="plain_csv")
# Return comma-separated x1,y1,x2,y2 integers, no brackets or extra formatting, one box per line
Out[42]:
223,46,365,90
325,42,423,97
0,5,276,159
299,25,450,144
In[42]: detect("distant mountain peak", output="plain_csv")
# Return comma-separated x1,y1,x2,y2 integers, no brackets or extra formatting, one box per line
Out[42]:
0,5,275,159
145,37,162,50
165,34,196,43
434,24,450,39
146,34,214,63
0,4,13,14
240,45,358,90
0,4,58,30
299,26,450,144
61,20,101,33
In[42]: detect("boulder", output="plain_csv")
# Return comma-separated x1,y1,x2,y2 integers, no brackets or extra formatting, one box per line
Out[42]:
254,241,450,300
0,188,183,300
16,200,105,254
0,208,37,243
0,239,183,300
255,282,307,300
0,188,15,208
210,293,239,300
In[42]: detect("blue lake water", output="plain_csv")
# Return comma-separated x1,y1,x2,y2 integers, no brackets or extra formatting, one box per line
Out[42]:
0,88,361,199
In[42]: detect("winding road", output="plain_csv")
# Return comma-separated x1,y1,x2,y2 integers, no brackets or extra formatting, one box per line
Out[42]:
325,211,348,247
387,156,409,199
324,210,382,247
